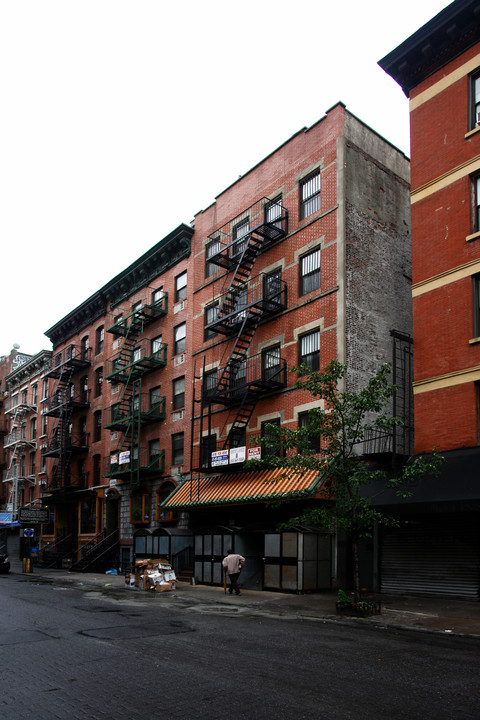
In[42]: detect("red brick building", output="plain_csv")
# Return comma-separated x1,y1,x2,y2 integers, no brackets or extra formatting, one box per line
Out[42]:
164,102,412,592
2,350,52,559
379,0,480,598
3,105,412,592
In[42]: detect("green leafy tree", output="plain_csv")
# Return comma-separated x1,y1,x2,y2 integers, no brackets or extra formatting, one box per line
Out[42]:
246,360,444,602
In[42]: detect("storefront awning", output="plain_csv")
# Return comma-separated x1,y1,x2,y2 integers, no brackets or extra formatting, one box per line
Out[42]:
163,468,323,509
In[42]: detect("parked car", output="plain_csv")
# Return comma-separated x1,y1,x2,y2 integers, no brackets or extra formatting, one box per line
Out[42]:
0,553,11,573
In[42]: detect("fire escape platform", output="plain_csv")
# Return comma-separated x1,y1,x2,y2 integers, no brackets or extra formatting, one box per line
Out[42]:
103,450,165,479
104,396,166,430
107,294,168,337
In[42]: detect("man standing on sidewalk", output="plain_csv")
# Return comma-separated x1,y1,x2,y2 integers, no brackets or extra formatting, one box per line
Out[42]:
222,549,245,596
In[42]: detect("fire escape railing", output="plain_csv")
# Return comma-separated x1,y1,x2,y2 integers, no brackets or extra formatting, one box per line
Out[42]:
103,449,165,478
41,346,92,492
204,351,288,405
104,292,168,486
205,273,287,336
104,394,166,430
193,197,289,470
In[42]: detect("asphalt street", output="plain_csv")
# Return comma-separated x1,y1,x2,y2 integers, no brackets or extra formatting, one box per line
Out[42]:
0,573,479,720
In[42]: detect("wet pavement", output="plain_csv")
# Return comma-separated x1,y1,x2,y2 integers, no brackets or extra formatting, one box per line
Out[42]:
8,561,480,639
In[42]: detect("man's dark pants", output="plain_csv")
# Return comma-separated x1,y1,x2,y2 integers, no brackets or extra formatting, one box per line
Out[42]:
228,572,241,595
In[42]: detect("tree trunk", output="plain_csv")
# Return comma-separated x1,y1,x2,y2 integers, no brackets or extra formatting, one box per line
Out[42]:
352,537,361,603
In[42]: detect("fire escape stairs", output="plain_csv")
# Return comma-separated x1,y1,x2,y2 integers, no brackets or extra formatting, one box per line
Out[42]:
213,233,266,451
108,313,146,484
45,363,75,489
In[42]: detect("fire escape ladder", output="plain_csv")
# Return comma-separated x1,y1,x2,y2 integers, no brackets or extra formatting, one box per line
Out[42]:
107,310,147,485
217,235,263,323
216,314,261,397
223,396,257,451
48,363,75,489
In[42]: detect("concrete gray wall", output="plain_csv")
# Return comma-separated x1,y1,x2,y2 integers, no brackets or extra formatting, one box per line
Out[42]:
340,114,412,395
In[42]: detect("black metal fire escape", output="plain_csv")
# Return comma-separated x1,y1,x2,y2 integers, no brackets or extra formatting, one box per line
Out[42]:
42,346,92,491
104,291,168,485
194,197,289,470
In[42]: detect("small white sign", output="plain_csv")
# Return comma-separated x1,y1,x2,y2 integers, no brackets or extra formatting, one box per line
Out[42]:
229,446,246,464
119,451,130,465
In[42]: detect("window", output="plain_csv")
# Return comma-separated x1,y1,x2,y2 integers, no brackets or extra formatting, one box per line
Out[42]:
473,176,480,233
132,347,142,363
151,335,163,358
299,329,320,371
31,418,36,441
298,411,321,453
300,170,320,219
114,313,123,325
30,452,35,476
231,358,246,390
229,427,245,449
204,302,219,340
95,367,103,397
130,493,151,524
81,335,89,360
94,410,102,442
233,284,248,320
261,419,282,458
262,345,281,382
232,218,250,256
95,326,104,355
203,369,218,401
205,238,220,278
150,386,161,408
132,300,143,315
80,417,87,445
265,196,283,229
22,389,27,404
80,498,97,534
157,481,176,520
32,383,38,406
200,433,217,468
300,248,321,295
42,378,49,399
175,271,187,302
93,454,101,483
80,375,89,402
470,70,480,129
173,376,185,410
42,414,48,436
473,275,480,337
263,268,282,302
172,432,184,465
174,322,186,355
152,287,164,305
149,439,160,462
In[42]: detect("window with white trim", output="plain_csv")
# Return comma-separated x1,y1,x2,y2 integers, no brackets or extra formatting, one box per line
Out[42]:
300,170,320,219
175,271,187,302
174,323,186,355
300,248,321,295
298,329,320,372
470,69,480,130
205,238,221,278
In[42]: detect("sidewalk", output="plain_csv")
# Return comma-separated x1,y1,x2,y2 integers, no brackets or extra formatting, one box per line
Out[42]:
8,562,480,639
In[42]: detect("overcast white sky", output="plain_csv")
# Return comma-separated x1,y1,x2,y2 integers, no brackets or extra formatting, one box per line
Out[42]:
0,0,452,356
